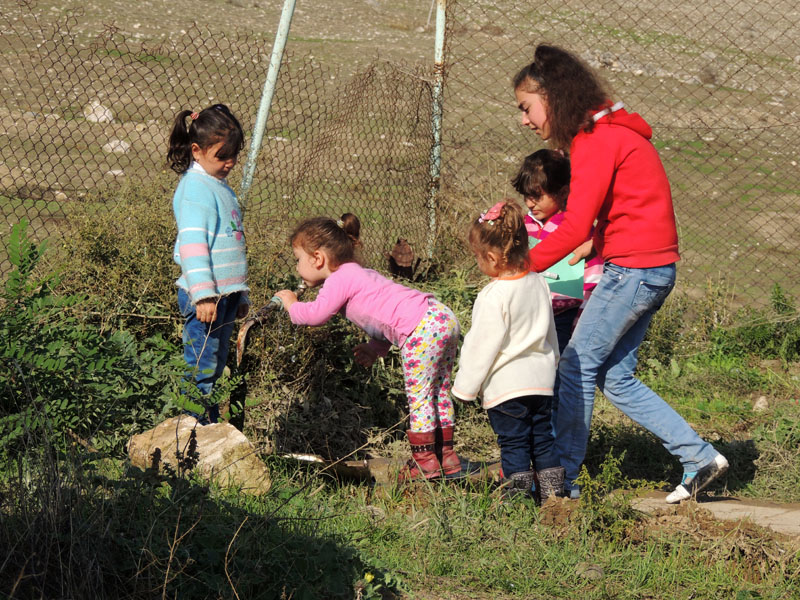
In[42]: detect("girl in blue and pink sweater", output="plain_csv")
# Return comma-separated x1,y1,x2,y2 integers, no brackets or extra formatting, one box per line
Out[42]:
167,103,249,424
275,214,462,481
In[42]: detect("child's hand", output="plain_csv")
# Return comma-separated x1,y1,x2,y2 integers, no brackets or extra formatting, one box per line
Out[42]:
353,343,377,368
236,303,249,319
195,298,218,323
274,290,297,310
568,239,594,265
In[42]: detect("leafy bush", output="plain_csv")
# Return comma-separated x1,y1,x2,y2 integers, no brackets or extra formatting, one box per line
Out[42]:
53,177,179,339
711,284,800,362
0,221,178,455
575,450,655,542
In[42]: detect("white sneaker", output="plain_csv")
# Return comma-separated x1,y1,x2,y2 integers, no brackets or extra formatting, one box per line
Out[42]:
665,454,729,504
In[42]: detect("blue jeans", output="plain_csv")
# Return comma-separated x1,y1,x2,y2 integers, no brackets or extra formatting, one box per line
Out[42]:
554,263,718,490
178,289,242,406
487,395,560,477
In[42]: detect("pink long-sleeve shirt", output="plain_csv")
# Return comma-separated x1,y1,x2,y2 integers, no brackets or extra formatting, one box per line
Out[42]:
287,262,433,356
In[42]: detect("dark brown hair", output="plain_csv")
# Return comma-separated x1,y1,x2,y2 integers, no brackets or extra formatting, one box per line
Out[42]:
512,44,610,150
290,213,362,269
167,103,245,174
511,149,570,211
468,201,529,272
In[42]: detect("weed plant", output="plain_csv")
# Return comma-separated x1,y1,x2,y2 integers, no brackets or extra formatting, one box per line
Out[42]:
0,221,176,456
2,196,800,598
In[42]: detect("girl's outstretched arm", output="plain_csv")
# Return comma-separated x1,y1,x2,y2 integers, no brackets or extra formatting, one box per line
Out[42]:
275,289,297,310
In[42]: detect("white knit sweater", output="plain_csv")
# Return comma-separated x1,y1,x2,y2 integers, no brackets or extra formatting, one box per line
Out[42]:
452,272,559,409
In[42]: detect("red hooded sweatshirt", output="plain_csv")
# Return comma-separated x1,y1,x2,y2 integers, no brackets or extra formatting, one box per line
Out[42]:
528,106,680,272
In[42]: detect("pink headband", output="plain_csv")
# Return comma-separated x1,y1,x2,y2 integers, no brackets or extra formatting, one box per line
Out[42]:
190,112,199,120
479,201,506,224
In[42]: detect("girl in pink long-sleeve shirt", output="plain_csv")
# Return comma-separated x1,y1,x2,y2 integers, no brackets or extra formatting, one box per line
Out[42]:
275,214,462,481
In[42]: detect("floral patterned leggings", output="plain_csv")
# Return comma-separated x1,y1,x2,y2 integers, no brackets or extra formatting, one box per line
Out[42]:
400,299,460,433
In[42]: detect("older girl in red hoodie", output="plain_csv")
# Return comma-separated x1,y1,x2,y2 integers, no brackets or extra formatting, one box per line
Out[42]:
513,44,728,503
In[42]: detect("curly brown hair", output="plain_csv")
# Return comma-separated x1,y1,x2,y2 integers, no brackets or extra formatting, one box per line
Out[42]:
468,201,529,272
289,213,362,269
512,44,611,151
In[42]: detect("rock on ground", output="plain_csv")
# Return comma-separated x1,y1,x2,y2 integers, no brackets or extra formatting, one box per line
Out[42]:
128,415,271,494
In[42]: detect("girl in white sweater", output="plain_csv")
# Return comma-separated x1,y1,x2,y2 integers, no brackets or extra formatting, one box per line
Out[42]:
452,200,564,501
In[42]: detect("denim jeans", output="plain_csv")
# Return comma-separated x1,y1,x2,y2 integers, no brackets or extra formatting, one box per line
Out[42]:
551,306,579,433
554,263,718,490
178,289,241,404
487,395,560,477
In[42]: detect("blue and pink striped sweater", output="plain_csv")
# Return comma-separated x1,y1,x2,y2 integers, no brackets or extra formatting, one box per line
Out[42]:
172,163,249,305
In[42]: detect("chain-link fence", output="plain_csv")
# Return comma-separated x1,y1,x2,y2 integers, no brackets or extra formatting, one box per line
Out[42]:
2,0,800,308
443,0,800,307
0,1,435,277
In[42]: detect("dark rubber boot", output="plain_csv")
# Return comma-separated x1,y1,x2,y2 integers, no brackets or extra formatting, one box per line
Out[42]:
502,470,536,500
538,466,565,502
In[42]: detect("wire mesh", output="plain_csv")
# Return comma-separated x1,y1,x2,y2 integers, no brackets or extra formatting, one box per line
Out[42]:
0,1,435,278
2,0,800,310
443,0,800,307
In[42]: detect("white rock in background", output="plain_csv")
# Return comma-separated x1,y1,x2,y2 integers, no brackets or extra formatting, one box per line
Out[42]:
106,169,125,177
54,191,68,201
84,100,114,123
102,139,130,154
753,396,769,412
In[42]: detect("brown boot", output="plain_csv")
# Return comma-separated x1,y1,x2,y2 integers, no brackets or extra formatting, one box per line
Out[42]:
398,430,442,481
435,426,463,477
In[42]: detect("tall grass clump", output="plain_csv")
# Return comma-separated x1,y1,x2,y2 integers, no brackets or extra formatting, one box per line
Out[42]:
53,177,179,339
710,284,800,363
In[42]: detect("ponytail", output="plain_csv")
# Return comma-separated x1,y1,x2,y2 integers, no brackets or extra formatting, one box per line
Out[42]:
468,201,529,272
290,213,362,268
166,103,245,174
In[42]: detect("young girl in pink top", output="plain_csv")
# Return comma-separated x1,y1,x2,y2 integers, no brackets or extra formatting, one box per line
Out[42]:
512,149,603,429
275,214,462,481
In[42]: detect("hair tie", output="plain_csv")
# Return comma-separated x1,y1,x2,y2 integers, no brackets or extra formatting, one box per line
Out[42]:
478,201,506,225
336,219,344,228
190,112,199,120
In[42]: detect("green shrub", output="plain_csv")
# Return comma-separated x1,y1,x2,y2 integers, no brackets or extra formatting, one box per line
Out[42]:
575,450,655,543
52,177,179,339
0,221,178,455
711,284,800,362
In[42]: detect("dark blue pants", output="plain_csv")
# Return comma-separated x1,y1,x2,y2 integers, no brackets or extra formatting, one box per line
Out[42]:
487,395,560,477
178,289,241,421
552,307,579,432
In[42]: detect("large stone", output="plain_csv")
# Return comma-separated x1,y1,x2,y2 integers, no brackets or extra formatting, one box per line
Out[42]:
128,416,271,494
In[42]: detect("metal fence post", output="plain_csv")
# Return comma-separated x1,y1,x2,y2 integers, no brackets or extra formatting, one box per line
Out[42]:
425,0,447,260
239,0,297,207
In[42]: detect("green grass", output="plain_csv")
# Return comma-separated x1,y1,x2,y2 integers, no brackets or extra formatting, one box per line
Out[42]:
4,445,798,599
2,209,800,599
